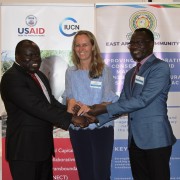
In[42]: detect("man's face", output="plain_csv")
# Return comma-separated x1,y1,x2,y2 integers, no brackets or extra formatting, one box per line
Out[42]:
16,42,41,73
128,31,154,62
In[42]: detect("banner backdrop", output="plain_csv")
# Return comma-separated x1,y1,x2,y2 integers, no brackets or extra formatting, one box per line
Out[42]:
1,4,94,180
1,3,180,180
96,3,180,179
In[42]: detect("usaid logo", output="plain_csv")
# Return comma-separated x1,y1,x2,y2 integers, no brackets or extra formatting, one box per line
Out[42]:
25,15,37,27
18,15,45,36
59,17,80,37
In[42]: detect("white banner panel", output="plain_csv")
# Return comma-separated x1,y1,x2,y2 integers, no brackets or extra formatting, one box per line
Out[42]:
1,4,94,180
1,4,94,51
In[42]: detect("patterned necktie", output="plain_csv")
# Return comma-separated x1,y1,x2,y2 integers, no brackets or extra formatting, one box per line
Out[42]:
131,63,141,87
29,73,51,103
30,73,42,88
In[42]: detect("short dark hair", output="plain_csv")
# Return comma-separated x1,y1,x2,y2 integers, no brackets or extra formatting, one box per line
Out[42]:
15,39,38,55
134,28,154,41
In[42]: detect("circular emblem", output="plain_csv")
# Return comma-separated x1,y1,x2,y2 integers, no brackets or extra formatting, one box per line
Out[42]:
129,10,157,32
26,15,37,27
59,17,78,37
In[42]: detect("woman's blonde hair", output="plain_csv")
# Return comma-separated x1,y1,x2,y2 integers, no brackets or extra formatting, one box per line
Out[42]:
71,30,104,78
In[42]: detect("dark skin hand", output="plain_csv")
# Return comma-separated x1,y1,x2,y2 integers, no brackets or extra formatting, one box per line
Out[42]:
73,104,99,125
72,115,89,128
83,112,99,124
73,102,110,117
87,104,107,116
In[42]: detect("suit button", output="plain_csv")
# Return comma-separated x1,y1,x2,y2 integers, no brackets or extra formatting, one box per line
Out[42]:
130,118,133,121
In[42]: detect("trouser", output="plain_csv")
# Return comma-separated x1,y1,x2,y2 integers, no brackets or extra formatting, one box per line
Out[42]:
69,126,114,180
129,138,172,180
9,156,53,180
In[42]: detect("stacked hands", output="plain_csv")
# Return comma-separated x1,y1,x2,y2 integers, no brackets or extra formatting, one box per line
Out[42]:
67,98,109,128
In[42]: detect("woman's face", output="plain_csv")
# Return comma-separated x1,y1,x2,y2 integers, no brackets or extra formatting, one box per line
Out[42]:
74,34,93,63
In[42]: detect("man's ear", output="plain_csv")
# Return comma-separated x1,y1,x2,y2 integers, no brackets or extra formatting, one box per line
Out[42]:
150,41,154,49
15,55,19,62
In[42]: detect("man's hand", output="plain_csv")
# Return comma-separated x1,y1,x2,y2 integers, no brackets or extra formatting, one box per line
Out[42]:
88,104,107,116
72,115,89,128
83,113,99,124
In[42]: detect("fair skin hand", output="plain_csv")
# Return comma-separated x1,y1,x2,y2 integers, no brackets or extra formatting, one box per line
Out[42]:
70,101,98,125
74,102,112,116
67,98,77,114
67,98,90,128
67,99,90,115
76,102,90,116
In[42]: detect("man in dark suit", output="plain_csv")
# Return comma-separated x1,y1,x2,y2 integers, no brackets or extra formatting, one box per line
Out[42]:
0,39,88,180
78,28,176,180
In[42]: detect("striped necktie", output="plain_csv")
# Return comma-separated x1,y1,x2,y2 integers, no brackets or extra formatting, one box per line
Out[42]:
30,73,42,88
29,73,51,103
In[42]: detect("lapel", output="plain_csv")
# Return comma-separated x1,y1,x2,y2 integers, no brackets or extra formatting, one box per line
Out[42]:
138,54,156,76
36,71,52,99
130,54,157,94
13,63,51,97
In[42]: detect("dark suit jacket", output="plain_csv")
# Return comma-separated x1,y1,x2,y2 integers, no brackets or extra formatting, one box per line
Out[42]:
0,63,72,161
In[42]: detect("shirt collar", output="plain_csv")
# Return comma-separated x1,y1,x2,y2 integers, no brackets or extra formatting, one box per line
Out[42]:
138,53,153,65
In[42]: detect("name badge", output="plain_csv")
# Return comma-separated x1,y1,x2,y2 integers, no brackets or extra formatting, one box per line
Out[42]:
135,75,144,85
90,81,102,89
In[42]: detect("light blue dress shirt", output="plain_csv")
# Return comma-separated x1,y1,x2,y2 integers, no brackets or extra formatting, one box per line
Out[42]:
62,65,119,130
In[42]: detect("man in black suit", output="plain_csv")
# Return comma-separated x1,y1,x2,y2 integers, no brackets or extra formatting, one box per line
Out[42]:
0,39,88,180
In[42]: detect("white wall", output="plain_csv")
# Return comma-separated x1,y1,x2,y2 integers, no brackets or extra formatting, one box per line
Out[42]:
0,0,174,4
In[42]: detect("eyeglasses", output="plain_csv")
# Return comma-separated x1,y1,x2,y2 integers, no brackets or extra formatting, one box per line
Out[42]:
128,40,151,48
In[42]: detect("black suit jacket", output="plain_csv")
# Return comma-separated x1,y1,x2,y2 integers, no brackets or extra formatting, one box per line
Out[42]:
0,63,72,161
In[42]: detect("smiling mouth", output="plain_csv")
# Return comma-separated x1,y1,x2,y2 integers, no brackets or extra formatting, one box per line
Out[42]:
79,52,86,55
133,50,141,54
32,63,39,67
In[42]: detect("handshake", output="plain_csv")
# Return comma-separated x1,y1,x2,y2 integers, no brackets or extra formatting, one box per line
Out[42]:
67,99,109,128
